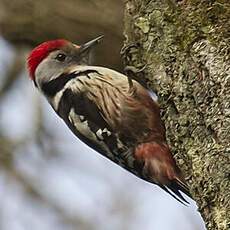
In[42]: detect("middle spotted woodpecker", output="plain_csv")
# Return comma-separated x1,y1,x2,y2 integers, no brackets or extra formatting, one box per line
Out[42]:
27,36,191,204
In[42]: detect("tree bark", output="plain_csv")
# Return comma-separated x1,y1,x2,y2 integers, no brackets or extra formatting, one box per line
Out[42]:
123,1,229,229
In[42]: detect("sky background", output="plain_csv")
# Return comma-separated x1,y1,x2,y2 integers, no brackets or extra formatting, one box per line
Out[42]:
0,37,206,230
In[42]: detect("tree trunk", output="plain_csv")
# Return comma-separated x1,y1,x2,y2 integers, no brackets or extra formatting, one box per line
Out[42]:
123,1,229,229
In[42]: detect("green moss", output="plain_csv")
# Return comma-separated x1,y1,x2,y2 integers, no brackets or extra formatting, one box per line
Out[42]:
135,17,150,33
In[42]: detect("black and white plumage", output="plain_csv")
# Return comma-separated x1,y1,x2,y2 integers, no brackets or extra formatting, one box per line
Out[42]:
42,66,141,173
27,37,191,204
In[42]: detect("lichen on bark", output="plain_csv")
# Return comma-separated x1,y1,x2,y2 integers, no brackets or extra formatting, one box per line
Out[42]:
123,1,230,229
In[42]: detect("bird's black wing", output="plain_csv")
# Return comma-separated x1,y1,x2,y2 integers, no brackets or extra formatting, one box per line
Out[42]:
42,69,136,171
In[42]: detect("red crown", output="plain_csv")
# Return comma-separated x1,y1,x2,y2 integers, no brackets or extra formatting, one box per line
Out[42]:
27,39,68,80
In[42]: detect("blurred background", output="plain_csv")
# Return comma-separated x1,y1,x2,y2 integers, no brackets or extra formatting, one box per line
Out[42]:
0,1,205,229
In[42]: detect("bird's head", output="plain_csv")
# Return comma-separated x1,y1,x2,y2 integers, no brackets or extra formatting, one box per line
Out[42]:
27,36,103,87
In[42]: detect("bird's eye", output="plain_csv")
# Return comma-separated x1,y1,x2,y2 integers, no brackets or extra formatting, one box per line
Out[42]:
55,53,66,62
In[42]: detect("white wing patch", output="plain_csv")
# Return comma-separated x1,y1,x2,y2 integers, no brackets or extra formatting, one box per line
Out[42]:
68,108,96,141
68,108,115,159
96,128,112,141
79,115,85,122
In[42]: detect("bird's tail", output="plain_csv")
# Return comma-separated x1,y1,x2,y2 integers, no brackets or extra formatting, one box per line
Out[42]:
160,177,192,205
135,142,192,204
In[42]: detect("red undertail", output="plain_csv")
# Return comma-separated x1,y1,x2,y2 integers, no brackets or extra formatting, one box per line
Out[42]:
135,142,191,204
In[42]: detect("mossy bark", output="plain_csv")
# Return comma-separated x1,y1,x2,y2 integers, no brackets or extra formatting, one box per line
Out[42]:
123,1,229,229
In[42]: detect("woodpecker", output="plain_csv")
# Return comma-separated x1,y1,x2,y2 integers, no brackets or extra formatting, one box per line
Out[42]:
27,36,191,204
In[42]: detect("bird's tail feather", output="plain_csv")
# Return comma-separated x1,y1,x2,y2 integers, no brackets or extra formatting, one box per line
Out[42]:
160,179,192,205
135,142,192,204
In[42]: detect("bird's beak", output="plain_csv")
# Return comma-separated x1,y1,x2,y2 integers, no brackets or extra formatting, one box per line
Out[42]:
79,35,104,53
